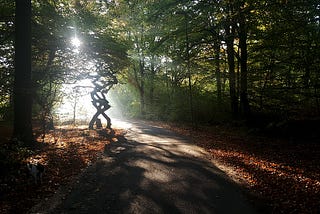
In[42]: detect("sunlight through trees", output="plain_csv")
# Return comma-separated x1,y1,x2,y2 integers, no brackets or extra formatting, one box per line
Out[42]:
0,0,318,141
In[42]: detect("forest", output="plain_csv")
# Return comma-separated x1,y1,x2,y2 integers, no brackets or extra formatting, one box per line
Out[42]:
0,0,319,213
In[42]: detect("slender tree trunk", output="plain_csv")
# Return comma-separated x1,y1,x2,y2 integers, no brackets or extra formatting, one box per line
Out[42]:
140,89,145,117
236,52,240,101
13,0,33,144
139,58,145,117
185,13,194,126
214,42,222,106
73,97,77,125
222,53,227,94
225,20,238,117
149,55,156,105
239,2,250,118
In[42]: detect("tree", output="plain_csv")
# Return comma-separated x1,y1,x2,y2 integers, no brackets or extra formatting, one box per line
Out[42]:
238,0,250,117
224,1,238,117
12,0,33,144
6,0,318,131
89,73,117,129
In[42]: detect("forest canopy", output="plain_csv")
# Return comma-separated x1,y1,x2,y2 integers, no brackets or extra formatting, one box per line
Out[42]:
0,0,319,137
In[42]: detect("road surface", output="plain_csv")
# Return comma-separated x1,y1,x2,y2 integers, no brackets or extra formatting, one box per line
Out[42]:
31,120,259,214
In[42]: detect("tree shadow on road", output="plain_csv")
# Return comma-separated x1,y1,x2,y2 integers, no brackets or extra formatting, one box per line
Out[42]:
52,128,260,214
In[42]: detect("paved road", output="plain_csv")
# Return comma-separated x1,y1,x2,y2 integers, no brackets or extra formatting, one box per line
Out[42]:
33,120,258,214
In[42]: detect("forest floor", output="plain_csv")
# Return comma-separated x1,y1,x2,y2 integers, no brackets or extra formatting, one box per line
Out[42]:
0,120,319,213
30,120,258,214
0,126,123,214
154,121,320,213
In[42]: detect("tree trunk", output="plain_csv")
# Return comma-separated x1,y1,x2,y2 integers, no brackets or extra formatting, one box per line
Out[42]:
73,97,77,125
185,13,194,126
149,55,156,105
225,18,238,117
214,42,222,106
239,8,250,117
13,0,33,144
89,88,111,129
139,58,146,117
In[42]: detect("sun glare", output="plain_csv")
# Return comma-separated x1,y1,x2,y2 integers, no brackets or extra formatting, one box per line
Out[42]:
71,37,81,48
55,78,124,126
56,79,95,123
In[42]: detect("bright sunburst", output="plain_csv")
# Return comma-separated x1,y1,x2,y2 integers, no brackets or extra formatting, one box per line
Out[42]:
71,37,81,48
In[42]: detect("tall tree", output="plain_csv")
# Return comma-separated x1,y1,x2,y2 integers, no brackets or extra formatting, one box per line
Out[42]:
238,0,250,117
225,1,238,117
12,0,33,144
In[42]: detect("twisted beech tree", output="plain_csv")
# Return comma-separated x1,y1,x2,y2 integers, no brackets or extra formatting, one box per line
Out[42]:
88,73,118,129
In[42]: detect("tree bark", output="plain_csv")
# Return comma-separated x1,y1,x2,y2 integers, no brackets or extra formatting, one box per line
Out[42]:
239,7,250,117
73,97,77,125
185,13,194,126
225,13,238,117
214,42,222,105
13,0,33,144
149,55,156,105
139,58,146,117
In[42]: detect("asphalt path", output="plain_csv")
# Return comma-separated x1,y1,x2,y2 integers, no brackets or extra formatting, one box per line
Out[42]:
31,120,259,214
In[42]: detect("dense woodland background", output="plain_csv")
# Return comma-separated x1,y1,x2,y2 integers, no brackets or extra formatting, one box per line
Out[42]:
0,0,319,142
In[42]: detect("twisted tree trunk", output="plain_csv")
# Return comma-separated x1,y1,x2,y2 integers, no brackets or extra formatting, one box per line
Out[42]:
88,74,116,129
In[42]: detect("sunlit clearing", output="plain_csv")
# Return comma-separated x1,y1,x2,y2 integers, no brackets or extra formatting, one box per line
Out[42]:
56,79,96,125
55,75,129,127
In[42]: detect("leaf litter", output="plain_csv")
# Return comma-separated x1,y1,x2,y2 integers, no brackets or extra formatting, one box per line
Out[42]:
155,122,320,214
0,126,124,214
1,122,319,213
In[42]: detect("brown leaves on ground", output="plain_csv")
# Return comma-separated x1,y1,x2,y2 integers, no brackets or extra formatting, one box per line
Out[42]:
0,126,124,214
157,122,320,214
1,122,319,213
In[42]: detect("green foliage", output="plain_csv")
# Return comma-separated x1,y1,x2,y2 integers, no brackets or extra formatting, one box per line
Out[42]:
0,0,15,120
1,0,319,129
247,0,320,118
111,0,320,123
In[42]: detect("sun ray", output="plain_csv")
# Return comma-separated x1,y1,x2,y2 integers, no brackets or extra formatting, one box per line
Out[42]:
71,37,81,48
